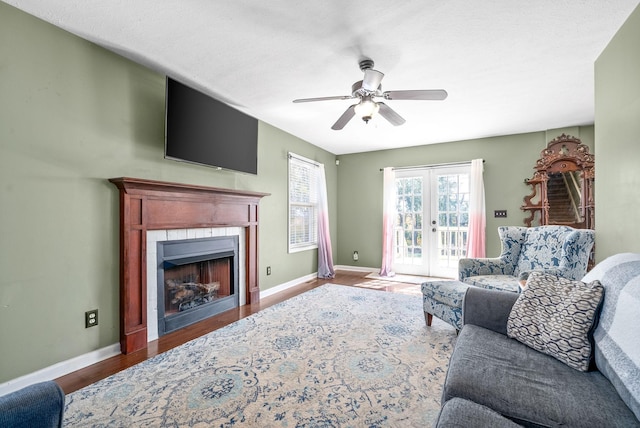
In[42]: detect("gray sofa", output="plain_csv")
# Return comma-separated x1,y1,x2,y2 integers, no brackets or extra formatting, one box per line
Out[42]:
435,253,640,428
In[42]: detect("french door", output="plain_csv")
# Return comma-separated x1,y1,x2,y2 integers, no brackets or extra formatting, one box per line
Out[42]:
393,165,470,278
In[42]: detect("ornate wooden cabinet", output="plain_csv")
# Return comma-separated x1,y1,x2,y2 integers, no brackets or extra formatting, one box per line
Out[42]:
521,134,595,229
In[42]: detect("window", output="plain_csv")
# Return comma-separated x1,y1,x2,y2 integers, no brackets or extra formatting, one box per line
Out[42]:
288,153,320,252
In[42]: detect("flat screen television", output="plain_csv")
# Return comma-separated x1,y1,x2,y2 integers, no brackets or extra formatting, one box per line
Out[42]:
165,77,258,175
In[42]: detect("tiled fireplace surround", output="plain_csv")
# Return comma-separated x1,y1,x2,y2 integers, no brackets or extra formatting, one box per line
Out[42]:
110,177,268,354
147,226,245,341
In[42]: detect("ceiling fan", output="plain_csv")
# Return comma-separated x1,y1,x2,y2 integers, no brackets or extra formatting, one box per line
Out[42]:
293,59,448,130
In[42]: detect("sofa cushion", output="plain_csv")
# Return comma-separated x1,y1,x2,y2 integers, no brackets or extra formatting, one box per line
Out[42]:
582,253,640,421
443,325,640,427
435,397,523,428
462,287,520,335
506,272,604,371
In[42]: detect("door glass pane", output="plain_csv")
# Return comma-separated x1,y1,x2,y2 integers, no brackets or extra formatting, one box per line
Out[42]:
460,212,469,227
404,230,412,246
414,230,422,247
436,172,470,269
394,176,423,266
410,177,421,191
438,194,447,211
413,196,422,212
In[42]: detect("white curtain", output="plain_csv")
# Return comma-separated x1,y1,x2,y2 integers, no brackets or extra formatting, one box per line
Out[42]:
466,159,486,258
317,164,335,279
379,167,396,277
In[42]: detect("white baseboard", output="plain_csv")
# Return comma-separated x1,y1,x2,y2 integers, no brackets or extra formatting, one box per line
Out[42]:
1,266,381,396
260,272,318,299
334,264,378,273
0,343,121,396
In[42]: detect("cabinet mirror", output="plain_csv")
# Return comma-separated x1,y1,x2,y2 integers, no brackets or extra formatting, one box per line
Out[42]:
521,134,595,229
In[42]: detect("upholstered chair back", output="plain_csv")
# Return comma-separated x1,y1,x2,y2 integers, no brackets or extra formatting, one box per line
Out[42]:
513,226,591,281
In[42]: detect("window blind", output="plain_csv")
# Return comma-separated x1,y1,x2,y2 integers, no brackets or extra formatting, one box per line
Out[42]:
288,153,319,252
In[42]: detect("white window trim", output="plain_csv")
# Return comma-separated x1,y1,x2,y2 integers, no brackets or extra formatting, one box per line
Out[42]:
288,152,321,253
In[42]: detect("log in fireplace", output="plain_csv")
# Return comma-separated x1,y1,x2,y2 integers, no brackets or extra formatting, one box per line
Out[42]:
110,177,269,354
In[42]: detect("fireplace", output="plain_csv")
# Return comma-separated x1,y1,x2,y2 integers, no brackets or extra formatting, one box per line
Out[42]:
110,177,269,354
157,236,239,336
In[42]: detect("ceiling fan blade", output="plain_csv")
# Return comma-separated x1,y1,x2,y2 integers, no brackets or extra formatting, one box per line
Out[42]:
293,95,354,103
382,89,448,101
331,104,357,130
362,69,384,92
377,102,406,126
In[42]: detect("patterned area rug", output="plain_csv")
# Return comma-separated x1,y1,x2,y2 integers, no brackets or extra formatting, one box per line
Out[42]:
64,284,457,427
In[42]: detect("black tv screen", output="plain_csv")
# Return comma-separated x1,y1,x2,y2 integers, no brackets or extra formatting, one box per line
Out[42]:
165,77,258,175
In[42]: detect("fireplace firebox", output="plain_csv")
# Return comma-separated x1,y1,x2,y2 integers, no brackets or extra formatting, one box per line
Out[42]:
157,236,239,336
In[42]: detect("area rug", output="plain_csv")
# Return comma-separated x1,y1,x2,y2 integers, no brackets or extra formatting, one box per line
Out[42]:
64,284,457,427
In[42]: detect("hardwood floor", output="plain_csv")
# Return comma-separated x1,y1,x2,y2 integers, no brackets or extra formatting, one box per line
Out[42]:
55,270,422,394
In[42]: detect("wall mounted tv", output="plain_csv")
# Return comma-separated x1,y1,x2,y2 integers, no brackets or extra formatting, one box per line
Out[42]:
165,77,258,175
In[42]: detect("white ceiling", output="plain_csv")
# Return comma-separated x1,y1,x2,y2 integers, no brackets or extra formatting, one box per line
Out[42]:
4,0,639,155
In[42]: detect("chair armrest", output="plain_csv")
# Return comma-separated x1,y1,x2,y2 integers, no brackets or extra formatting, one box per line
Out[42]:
458,257,513,281
0,381,65,428
462,287,520,335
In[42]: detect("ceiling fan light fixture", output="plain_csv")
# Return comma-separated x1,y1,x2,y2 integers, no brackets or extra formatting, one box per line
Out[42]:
354,97,379,123
292,58,447,129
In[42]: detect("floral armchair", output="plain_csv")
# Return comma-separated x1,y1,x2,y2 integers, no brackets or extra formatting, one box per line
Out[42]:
458,225,595,293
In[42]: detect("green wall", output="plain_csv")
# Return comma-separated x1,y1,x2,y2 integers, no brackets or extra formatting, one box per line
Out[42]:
0,3,337,383
336,126,594,268
594,3,640,260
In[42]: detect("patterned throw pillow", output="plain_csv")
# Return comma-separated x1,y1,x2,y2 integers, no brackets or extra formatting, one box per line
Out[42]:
507,272,604,371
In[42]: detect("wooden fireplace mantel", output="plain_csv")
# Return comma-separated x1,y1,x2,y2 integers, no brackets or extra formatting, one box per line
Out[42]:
110,177,269,354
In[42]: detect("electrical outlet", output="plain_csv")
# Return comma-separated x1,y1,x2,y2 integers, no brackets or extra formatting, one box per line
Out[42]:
353,251,359,261
266,266,271,275
494,210,508,218
85,309,98,328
